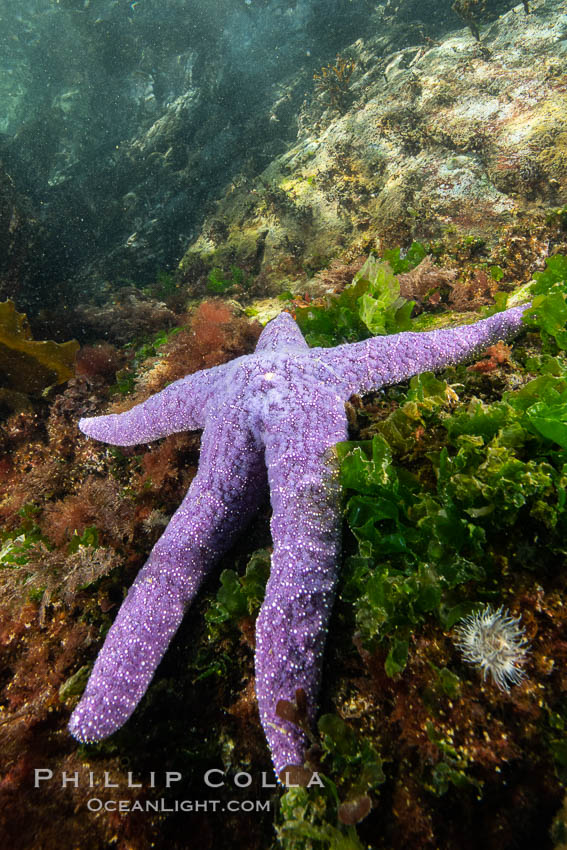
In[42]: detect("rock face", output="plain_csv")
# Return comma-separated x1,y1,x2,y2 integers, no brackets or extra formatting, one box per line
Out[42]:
179,0,567,296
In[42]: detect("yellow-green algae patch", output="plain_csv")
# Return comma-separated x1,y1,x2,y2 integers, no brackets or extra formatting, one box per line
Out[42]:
0,300,79,393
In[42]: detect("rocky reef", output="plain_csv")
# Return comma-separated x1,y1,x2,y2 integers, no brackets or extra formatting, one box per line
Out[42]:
179,0,567,299
2,2,567,849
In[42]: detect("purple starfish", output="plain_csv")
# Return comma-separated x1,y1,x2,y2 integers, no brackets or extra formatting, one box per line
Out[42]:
69,304,528,777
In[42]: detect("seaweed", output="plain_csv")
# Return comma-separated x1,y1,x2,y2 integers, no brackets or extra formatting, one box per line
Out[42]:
295,247,427,347
338,354,567,667
524,255,567,351
206,265,250,294
205,549,271,640
0,300,79,394
313,55,356,112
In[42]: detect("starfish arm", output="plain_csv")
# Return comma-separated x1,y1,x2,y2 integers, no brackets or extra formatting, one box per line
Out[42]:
255,311,309,354
256,386,347,775
69,408,267,742
79,365,228,446
321,304,530,396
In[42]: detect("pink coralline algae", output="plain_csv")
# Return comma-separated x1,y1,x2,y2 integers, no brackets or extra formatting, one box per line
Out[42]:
68,306,529,778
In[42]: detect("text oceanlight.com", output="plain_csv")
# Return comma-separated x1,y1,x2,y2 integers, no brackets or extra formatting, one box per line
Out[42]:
86,798,271,813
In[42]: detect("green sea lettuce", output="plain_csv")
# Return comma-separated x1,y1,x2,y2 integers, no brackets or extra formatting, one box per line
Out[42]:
295,247,425,346
524,254,567,350
337,277,567,673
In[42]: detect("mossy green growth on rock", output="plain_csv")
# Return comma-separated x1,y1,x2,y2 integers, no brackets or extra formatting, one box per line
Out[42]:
0,300,79,393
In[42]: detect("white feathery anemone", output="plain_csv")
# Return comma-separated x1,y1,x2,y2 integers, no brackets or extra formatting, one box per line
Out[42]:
454,605,529,691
